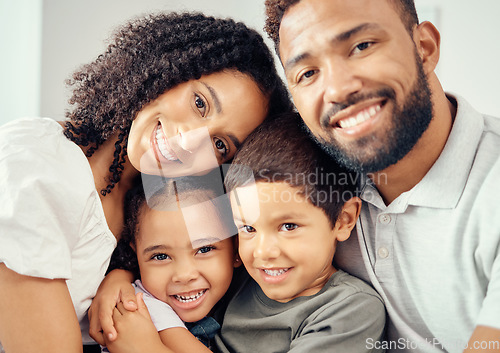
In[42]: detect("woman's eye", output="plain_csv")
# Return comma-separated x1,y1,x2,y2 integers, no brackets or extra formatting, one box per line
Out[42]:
194,94,207,117
213,137,228,156
280,223,298,232
240,225,256,233
151,253,170,261
197,245,215,254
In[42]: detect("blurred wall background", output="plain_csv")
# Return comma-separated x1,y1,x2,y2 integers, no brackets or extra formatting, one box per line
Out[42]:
1,0,499,126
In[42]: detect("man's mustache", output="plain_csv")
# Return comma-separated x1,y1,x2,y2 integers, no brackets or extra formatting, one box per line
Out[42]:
320,87,395,128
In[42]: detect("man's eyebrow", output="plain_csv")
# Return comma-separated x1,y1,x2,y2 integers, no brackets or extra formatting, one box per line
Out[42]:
202,82,222,113
284,23,382,72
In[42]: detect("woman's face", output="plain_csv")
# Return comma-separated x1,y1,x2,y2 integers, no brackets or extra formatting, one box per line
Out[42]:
127,70,269,177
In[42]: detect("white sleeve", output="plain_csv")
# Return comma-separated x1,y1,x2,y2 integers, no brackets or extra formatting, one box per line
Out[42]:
0,118,94,279
134,281,186,331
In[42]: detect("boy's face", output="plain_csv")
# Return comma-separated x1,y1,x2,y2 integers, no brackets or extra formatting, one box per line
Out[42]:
135,201,237,322
230,182,346,302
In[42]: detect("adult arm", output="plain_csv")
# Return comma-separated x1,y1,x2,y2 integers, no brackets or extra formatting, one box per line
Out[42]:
0,264,83,352
463,326,500,352
88,269,138,345
105,294,211,353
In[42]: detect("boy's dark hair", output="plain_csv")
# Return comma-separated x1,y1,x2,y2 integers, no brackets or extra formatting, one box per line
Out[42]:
264,0,419,54
108,172,235,278
64,12,292,196
224,112,359,227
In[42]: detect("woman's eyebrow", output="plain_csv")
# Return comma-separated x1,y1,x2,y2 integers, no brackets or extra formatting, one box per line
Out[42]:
202,82,222,113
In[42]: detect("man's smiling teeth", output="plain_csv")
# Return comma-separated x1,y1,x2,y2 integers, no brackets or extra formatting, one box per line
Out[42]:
155,125,178,161
338,104,381,129
263,268,289,276
174,290,206,303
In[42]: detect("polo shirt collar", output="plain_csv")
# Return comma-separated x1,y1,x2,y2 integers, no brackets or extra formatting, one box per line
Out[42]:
360,94,484,210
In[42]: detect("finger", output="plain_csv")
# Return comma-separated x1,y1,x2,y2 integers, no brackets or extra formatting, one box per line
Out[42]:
99,304,118,342
115,301,128,315
119,283,138,311
136,293,152,321
88,306,106,345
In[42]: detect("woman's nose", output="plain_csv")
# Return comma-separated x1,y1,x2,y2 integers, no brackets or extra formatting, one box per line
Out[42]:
176,126,212,153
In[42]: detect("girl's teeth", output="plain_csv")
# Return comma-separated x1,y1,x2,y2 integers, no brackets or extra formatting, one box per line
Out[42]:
338,104,381,129
174,290,206,303
263,268,289,276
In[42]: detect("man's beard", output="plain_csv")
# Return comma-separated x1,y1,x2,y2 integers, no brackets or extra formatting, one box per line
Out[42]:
313,53,433,174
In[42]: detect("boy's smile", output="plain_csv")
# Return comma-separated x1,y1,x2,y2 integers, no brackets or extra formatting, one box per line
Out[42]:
231,182,347,303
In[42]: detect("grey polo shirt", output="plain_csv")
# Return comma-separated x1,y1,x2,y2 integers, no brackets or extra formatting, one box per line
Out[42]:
335,94,500,353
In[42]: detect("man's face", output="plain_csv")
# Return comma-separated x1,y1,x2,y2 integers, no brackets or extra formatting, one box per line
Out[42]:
279,0,433,173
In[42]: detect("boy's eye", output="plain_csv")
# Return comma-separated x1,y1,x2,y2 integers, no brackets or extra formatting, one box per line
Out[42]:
197,245,216,254
151,253,170,261
280,223,298,232
213,137,229,156
194,94,207,117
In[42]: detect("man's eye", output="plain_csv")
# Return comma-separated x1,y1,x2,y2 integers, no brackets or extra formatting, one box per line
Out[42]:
151,253,169,261
298,69,315,82
352,41,373,54
213,137,228,156
194,94,207,117
280,223,298,232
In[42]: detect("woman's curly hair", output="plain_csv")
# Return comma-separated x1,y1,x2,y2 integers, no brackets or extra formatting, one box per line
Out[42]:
64,12,292,195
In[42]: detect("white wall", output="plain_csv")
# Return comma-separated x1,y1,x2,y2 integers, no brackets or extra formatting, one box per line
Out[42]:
0,0,42,125
415,0,500,118
1,0,500,126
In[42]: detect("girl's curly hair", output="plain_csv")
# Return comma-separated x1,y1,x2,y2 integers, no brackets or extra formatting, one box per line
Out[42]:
64,12,292,195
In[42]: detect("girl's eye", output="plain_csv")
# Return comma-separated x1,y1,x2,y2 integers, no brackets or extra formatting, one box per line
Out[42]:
197,245,216,255
352,41,373,55
151,253,170,261
194,94,207,117
240,225,256,233
213,137,229,156
280,223,298,232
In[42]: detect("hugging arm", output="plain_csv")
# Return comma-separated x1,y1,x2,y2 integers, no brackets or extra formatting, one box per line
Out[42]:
105,293,211,353
88,269,138,345
0,264,83,352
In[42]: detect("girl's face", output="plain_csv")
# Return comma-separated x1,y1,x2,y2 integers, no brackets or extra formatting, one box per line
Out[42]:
134,199,238,323
127,70,269,177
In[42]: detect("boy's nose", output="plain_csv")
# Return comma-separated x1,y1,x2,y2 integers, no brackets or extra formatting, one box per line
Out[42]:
253,233,280,260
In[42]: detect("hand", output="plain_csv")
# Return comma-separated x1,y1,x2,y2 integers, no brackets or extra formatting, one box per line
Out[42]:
105,293,172,353
88,269,137,345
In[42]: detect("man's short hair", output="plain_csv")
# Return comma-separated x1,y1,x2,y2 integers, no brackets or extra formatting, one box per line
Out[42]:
264,0,419,54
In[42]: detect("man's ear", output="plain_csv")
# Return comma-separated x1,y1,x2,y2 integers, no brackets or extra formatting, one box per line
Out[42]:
333,197,362,242
415,21,441,74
